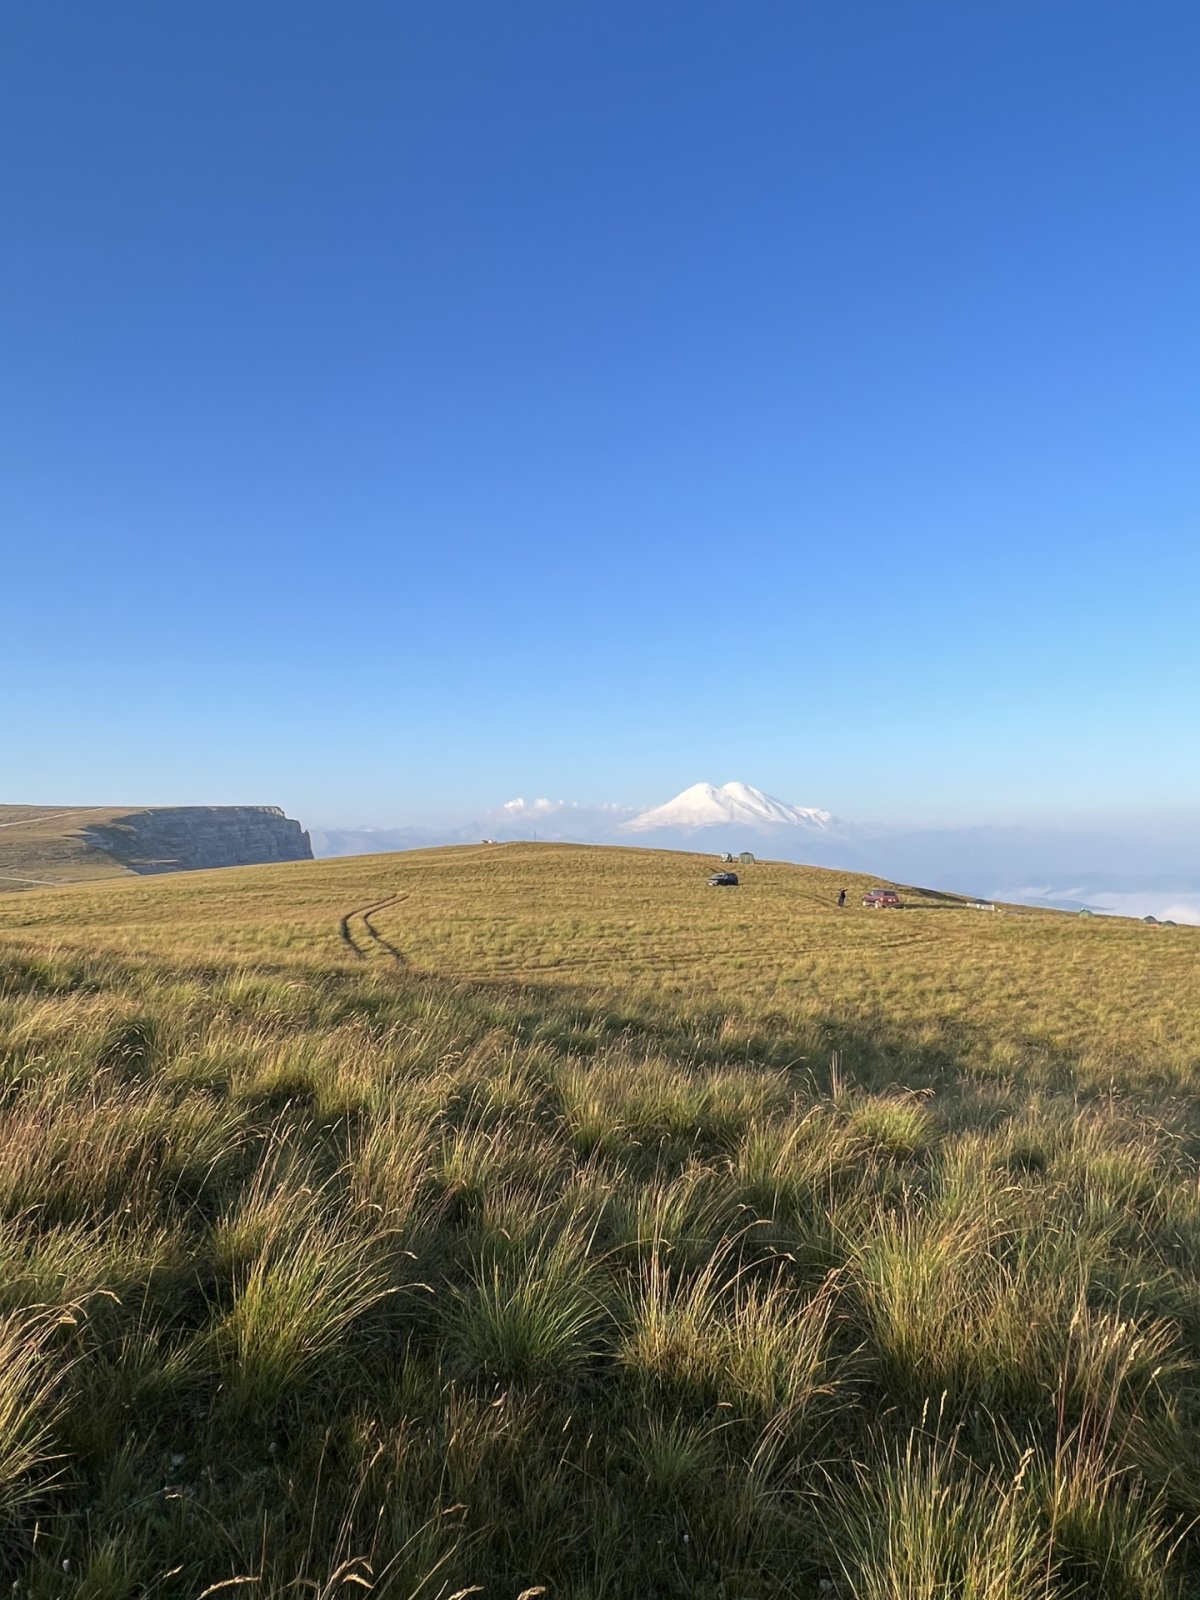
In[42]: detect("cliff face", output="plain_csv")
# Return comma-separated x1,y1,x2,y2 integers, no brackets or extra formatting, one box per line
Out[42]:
83,806,313,875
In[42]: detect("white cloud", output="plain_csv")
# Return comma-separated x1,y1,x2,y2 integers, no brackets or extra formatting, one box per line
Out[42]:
500,797,634,820
1085,892,1200,927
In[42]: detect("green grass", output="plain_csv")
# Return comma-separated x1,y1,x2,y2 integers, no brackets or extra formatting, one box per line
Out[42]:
0,842,1197,1595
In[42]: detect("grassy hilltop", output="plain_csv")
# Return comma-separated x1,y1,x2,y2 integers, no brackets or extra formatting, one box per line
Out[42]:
0,806,137,890
0,804,310,892
1,843,1199,1597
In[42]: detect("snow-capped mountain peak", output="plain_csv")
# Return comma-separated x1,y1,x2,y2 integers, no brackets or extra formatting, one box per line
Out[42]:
621,781,834,835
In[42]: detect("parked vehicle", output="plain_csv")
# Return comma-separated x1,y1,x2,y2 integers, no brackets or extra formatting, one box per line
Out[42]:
862,888,902,908
708,871,739,887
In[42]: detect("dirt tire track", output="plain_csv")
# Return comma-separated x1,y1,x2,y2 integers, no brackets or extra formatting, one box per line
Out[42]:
362,898,408,965
339,895,409,964
338,911,366,958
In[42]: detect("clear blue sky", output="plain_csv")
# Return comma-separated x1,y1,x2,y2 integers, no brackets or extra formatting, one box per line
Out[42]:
4,2,1197,827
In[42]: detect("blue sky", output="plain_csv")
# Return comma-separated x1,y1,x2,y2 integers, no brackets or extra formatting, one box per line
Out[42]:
3,2,1197,828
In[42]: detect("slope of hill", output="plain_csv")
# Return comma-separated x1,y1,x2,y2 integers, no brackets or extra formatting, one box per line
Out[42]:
305,784,1200,925
0,803,312,890
2,840,1195,1080
0,844,1197,1595
0,805,135,889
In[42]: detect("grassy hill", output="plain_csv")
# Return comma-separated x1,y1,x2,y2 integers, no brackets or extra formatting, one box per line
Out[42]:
0,805,137,890
0,805,312,892
0,844,1198,1597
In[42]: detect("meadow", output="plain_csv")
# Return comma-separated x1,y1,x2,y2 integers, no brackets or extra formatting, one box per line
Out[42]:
0,807,133,892
0,842,1198,1597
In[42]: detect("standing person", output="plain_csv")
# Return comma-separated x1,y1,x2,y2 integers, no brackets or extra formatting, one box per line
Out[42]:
837,888,847,909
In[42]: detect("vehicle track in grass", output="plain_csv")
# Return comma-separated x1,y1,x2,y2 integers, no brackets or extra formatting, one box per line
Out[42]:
339,895,409,964
338,885,948,983
401,916,948,986
0,808,104,831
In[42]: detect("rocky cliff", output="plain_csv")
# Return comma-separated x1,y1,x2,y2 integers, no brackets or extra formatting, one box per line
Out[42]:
83,806,313,874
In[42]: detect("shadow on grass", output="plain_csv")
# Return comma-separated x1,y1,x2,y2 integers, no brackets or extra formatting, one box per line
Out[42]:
0,932,1154,1114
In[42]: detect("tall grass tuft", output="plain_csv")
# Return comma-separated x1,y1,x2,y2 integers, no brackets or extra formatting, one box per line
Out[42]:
446,1226,608,1383
828,1413,1049,1600
216,1170,393,1412
620,1247,837,1422
1042,1429,1183,1600
0,1307,73,1530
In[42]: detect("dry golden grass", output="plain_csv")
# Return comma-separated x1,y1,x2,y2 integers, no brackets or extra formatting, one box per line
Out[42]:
0,842,1198,1596
3,841,1196,1093
0,805,134,890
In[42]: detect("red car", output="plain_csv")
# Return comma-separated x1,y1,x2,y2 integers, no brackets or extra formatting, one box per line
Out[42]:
862,888,902,909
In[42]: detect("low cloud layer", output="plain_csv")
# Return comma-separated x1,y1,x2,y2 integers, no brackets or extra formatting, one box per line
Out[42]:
1078,892,1200,926
501,797,635,822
